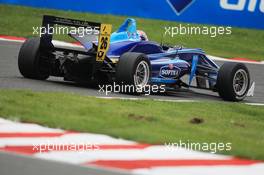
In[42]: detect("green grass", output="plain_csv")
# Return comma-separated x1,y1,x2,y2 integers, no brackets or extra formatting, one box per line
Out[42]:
0,89,264,160
0,5,264,61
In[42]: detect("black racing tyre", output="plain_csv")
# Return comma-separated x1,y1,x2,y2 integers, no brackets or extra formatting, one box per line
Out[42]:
116,52,151,94
18,37,49,80
217,62,250,101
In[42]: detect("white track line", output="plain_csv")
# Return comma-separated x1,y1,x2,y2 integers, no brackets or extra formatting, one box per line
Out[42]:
97,96,264,106
0,38,24,43
0,37,83,48
245,103,264,106
98,96,196,103
208,55,264,65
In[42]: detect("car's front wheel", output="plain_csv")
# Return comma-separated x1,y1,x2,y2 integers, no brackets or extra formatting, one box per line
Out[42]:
217,62,250,101
116,52,151,94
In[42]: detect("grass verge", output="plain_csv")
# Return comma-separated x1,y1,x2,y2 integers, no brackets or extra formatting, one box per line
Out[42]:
0,89,264,160
0,5,264,61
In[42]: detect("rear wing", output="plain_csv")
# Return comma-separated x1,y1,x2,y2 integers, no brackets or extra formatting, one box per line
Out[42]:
40,15,112,62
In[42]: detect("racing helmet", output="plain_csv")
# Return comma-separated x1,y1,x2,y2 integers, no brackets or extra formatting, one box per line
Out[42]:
137,30,148,41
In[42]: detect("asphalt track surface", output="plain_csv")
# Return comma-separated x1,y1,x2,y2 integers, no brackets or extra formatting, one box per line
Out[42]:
0,40,264,103
0,151,130,175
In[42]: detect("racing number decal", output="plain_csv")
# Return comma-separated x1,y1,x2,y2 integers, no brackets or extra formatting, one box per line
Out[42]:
96,24,112,62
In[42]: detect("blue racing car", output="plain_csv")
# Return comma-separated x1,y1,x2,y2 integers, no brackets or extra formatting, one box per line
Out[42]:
18,16,254,101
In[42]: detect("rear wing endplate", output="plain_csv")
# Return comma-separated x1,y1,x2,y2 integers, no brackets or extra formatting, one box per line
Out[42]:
40,15,112,62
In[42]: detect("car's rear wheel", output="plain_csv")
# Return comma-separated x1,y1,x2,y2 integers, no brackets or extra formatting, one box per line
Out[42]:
18,37,50,80
217,62,250,101
116,52,151,94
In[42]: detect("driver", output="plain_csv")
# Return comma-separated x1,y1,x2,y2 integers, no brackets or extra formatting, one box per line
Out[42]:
110,18,149,42
137,30,148,41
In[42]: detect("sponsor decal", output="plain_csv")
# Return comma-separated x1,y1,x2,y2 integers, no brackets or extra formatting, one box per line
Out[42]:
220,0,264,13
160,64,181,78
168,0,264,15
167,0,195,15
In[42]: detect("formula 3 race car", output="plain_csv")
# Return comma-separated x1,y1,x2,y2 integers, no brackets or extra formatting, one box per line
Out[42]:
18,15,254,101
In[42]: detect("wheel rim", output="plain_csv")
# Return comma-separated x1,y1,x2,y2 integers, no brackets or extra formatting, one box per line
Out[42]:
134,61,150,88
233,69,248,96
